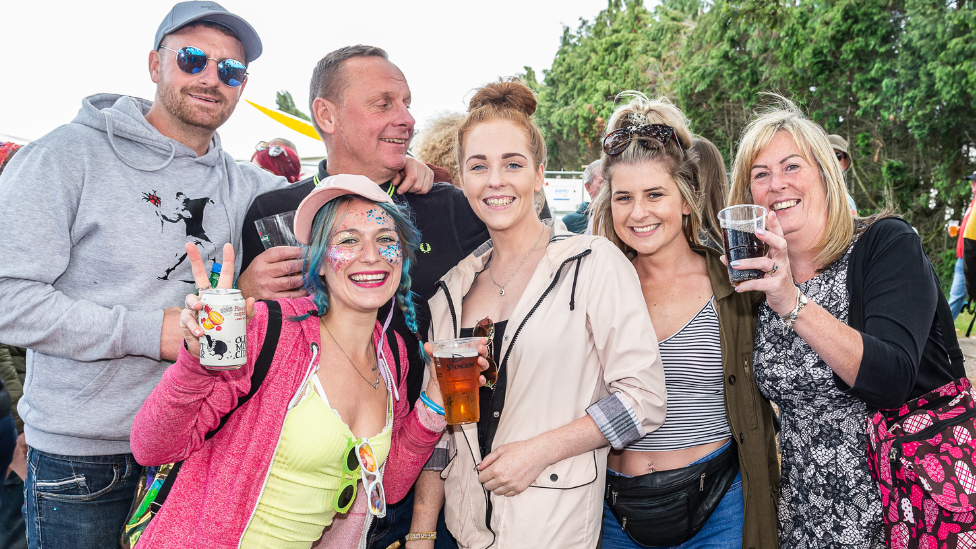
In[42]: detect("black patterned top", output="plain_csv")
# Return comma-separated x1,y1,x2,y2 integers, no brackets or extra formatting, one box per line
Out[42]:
753,244,885,548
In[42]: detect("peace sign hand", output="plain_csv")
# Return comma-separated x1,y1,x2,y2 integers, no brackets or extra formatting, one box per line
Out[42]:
180,243,256,358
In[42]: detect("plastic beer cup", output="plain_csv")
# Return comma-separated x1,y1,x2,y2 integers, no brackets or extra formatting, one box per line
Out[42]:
718,205,768,286
430,338,482,425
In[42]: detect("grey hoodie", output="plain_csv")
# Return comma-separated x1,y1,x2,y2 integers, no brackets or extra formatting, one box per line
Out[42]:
0,94,285,455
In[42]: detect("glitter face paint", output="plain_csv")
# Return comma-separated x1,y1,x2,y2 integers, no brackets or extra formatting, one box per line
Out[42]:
325,204,401,274
378,240,402,265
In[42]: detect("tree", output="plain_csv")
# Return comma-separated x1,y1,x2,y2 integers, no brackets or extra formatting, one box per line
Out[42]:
528,0,976,287
275,91,311,122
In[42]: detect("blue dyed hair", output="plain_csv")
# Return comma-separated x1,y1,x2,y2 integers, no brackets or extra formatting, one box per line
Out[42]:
296,195,427,360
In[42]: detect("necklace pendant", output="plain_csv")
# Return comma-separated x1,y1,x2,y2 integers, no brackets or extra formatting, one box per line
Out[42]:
499,288,505,296
373,378,380,389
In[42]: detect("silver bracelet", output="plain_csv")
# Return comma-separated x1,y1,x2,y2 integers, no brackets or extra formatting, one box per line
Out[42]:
779,289,809,333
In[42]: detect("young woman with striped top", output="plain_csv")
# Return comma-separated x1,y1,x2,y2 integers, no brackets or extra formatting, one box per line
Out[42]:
590,94,780,549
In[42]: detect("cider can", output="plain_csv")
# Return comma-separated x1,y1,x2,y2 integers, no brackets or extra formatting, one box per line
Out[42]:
198,288,247,370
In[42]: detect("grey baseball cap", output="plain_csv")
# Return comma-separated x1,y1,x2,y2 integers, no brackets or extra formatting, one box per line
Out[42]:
154,1,262,64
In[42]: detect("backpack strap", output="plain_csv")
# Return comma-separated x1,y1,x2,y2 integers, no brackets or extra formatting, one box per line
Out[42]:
152,299,283,510
848,220,965,377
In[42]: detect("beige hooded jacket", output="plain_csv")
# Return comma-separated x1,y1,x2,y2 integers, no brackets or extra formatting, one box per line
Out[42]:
429,232,667,549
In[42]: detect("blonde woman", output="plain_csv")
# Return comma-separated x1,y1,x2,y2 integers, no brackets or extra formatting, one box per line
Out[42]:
689,136,729,251
727,97,958,546
591,94,778,548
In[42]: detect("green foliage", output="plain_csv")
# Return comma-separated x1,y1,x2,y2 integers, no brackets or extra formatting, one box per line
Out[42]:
530,0,976,286
276,91,311,122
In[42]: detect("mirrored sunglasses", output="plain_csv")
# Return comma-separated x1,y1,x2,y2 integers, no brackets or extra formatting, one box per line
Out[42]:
602,123,683,157
256,141,285,157
159,45,247,88
473,317,497,389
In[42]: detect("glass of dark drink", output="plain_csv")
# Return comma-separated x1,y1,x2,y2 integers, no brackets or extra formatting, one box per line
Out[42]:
430,338,482,425
718,205,768,286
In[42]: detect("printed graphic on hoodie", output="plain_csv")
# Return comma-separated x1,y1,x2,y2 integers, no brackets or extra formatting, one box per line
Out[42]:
143,190,217,281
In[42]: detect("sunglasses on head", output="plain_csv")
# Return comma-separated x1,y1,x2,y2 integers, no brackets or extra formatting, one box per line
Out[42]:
602,124,683,157
473,317,497,389
835,151,847,162
256,141,285,157
334,437,386,518
159,45,248,87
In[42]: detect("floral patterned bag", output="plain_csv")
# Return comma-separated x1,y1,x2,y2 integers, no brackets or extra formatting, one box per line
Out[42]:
866,378,976,548
852,219,976,547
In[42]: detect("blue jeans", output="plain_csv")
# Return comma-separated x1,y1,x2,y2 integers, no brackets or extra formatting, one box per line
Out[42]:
24,448,143,549
601,442,744,549
366,486,457,549
950,257,967,320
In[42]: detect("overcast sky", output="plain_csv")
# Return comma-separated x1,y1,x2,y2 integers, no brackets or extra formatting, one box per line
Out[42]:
0,0,653,161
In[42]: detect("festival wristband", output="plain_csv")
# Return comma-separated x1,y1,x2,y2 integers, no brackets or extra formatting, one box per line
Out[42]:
420,391,445,416
406,532,437,541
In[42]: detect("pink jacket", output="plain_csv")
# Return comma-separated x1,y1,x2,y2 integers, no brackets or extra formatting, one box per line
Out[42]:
131,297,445,549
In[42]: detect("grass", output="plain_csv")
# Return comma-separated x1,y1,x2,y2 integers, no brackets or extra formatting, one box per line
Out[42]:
957,307,976,335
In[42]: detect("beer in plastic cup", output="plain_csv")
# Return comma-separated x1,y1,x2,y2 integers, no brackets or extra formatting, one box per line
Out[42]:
718,205,768,287
950,220,960,238
431,338,482,425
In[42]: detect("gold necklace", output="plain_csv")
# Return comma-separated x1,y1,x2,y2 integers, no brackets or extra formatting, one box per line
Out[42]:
322,321,380,389
488,225,548,296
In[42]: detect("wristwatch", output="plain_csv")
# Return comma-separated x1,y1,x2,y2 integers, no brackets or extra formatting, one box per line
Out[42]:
779,289,809,332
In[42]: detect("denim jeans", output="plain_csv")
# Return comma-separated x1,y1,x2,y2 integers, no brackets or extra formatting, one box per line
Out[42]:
366,487,457,549
950,257,967,320
24,448,143,549
601,442,744,549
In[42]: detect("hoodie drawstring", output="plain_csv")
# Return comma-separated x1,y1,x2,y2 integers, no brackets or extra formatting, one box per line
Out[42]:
569,256,583,311
218,154,238,267
377,303,400,402
104,112,176,172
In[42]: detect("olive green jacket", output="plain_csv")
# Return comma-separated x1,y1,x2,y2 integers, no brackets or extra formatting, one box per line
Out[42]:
0,344,26,433
695,244,780,549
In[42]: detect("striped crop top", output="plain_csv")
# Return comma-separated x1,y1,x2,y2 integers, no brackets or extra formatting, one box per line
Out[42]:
625,298,731,452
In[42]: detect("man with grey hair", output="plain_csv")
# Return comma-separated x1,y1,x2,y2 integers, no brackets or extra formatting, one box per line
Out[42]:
562,158,603,234
237,46,498,548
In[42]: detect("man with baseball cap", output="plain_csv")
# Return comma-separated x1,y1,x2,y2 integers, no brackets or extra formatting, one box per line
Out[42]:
828,134,859,215
0,3,286,547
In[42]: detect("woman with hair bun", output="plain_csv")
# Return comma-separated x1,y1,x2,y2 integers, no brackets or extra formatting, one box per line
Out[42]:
590,93,778,548
416,80,667,549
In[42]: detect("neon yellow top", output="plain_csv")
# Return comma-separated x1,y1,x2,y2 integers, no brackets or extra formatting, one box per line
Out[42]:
240,375,392,548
